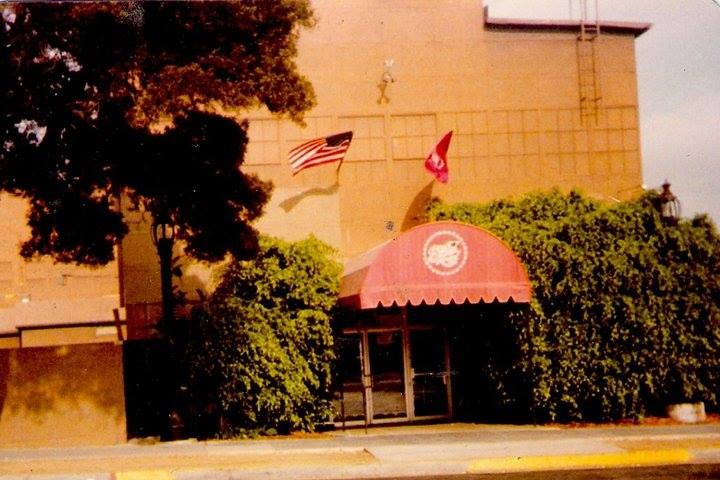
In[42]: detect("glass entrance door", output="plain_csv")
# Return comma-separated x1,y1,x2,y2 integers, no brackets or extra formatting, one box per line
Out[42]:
410,329,451,418
367,331,407,421
334,334,366,422
335,330,407,424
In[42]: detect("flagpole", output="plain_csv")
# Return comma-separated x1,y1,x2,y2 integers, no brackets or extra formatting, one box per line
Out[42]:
334,159,342,185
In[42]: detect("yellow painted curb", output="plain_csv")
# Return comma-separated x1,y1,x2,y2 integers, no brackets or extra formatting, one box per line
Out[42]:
114,471,173,480
467,449,692,473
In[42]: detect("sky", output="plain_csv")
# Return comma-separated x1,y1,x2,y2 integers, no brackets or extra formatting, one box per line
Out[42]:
485,0,720,225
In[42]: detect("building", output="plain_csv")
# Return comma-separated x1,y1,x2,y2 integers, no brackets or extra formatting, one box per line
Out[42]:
239,0,648,426
249,0,648,257
0,0,650,443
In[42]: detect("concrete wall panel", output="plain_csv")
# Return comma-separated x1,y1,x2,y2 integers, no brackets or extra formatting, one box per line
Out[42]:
0,343,126,447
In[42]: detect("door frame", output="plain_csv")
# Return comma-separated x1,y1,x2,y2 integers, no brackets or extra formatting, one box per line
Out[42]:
407,324,453,421
341,326,410,425
337,306,453,426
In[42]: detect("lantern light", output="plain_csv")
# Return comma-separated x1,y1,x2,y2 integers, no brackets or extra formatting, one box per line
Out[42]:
658,180,681,225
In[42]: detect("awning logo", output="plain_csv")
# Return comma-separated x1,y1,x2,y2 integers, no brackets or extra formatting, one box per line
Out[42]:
423,230,468,276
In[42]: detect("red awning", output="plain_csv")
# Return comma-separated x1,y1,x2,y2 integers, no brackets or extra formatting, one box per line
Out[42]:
339,221,532,309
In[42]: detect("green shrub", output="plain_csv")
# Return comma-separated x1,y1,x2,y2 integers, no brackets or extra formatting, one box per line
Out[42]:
427,190,720,422
186,235,341,436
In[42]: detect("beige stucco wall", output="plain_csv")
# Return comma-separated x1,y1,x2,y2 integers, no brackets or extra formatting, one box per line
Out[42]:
112,1,646,314
238,0,644,259
0,194,121,345
0,343,126,447
0,195,118,304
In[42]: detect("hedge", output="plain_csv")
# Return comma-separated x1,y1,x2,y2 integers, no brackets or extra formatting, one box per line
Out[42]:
183,235,341,436
427,190,720,422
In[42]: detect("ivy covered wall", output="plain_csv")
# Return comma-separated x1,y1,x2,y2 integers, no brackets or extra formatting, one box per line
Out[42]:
427,190,720,422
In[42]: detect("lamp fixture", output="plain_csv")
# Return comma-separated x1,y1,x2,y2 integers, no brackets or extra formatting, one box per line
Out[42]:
658,180,681,225
382,58,395,84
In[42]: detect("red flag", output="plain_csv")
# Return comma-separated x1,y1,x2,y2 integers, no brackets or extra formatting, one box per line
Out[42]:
288,131,353,175
424,131,452,183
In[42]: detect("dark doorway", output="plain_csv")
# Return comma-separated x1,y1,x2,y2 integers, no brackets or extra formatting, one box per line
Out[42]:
410,328,451,418
367,330,406,420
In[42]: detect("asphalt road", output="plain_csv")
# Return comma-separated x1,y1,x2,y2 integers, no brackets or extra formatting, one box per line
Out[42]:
346,464,720,480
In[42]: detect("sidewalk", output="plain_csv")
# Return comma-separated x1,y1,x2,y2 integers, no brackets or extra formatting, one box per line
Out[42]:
1,422,719,479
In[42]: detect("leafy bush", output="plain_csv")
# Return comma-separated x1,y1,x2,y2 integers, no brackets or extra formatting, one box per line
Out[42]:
427,190,720,422
185,235,340,436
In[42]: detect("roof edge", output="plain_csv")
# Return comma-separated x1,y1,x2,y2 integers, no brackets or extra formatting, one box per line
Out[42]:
483,6,651,37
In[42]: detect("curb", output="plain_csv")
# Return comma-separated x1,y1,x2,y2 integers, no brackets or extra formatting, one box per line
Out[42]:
467,448,692,474
108,448,699,480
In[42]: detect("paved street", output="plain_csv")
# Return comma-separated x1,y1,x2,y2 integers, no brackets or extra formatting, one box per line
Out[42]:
1,423,720,479
344,464,720,480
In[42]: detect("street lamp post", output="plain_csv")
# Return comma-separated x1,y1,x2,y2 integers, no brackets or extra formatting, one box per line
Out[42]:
151,218,176,328
150,217,186,439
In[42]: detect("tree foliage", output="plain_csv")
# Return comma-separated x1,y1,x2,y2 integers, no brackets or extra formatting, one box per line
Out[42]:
427,190,720,422
185,236,340,436
1,1,315,264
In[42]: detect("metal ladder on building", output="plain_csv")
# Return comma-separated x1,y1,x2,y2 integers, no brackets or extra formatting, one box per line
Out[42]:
576,0,601,125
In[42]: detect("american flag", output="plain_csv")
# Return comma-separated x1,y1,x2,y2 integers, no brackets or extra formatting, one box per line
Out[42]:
288,131,353,175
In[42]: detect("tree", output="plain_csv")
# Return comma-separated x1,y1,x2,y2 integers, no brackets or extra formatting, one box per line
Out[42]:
184,236,340,436
427,190,720,422
1,1,316,264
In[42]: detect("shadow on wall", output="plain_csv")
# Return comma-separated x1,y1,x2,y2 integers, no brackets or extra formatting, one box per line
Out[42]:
0,343,125,423
279,181,340,213
401,180,435,232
